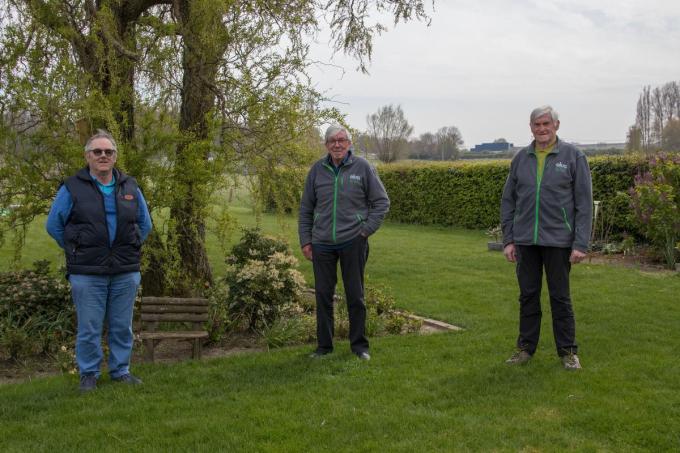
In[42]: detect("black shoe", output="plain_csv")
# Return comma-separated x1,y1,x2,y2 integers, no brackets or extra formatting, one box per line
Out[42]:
355,351,371,361
112,373,143,385
309,350,331,358
79,374,97,393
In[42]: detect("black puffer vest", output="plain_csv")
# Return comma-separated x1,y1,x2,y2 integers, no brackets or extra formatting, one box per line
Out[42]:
63,168,142,275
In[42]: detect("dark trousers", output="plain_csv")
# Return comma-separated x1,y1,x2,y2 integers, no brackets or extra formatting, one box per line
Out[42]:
515,245,577,357
312,236,369,354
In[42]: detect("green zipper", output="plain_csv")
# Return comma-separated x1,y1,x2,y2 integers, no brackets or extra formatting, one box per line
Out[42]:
323,163,340,243
561,207,572,232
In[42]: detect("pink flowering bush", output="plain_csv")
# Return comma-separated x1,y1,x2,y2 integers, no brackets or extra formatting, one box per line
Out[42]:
630,154,680,269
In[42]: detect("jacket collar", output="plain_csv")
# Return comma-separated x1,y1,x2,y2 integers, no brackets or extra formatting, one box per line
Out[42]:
527,137,562,156
325,149,354,168
76,167,126,184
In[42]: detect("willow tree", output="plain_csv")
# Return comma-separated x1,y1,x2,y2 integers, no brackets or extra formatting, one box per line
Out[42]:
0,0,431,294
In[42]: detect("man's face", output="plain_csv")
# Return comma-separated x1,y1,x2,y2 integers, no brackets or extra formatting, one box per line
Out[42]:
530,114,559,147
325,131,351,164
85,138,117,174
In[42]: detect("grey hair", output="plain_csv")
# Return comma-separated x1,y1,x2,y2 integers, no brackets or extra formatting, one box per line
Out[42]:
530,105,559,123
324,124,352,143
84,129,118,152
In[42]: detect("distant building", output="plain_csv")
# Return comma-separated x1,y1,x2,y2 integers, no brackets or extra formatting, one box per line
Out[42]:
472,141,514,153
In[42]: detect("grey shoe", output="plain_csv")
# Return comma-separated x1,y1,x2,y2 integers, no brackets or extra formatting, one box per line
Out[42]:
79,374,97,393
355,351,371,361
309,350,331,358
561,353,582,370
112,373,143,385
505,349,532,365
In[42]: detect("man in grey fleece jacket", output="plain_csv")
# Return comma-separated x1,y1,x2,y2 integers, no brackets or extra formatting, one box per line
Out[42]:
500,105,592,370
299,124,390,360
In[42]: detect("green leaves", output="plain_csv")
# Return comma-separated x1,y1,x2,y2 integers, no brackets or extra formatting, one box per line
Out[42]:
629,154,680,269
0,260,74,359
380,161,509,229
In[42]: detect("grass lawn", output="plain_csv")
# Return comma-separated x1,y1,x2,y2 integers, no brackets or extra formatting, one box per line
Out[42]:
2,210,680,451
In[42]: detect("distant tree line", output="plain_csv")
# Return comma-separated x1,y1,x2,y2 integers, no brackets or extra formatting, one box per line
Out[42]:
628,81,680,152
360,104,464,162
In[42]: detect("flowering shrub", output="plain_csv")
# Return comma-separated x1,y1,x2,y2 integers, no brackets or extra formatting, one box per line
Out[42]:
630,154,680,269
0,260,74,359
218,228,307,331
54,344,77,374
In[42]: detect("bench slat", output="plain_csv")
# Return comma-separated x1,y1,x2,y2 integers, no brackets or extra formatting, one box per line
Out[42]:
141,297,209,306
140,305,209,314
140,313,209,322
139,331,208,340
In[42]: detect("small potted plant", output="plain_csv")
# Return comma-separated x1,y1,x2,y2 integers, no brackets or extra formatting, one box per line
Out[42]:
486,225,504,251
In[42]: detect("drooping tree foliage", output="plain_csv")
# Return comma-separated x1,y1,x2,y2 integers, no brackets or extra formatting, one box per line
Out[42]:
0,0,431,295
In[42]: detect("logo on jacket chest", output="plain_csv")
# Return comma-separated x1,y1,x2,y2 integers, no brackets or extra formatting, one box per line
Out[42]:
555,162,568,172
349,174,362,185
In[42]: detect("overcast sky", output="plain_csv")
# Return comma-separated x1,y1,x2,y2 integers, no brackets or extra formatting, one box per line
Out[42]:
308,0,680,148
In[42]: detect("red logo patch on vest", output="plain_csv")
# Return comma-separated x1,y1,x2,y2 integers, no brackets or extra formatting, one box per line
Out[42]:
123,194,134,201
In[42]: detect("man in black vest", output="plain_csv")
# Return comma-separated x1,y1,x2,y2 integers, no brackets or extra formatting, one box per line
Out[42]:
47,130,152,393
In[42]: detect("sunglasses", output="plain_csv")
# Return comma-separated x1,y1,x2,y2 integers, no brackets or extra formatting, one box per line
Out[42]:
88,148,116,157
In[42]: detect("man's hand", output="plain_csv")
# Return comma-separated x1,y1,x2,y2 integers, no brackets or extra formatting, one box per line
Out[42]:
302,244,313,261
570,249,587,264
503,243,516,263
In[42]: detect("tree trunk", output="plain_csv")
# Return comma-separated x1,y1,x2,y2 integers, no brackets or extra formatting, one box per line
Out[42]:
167,0,225,294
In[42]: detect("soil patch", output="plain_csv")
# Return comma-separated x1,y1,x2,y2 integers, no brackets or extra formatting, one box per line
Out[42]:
586,250,676,273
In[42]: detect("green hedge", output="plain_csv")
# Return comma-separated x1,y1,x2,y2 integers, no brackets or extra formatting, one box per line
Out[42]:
379,156,649,233
379,160,508,228
263,155,650,236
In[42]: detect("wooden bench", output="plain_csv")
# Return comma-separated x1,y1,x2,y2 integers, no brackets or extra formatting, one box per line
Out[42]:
138,297,210,362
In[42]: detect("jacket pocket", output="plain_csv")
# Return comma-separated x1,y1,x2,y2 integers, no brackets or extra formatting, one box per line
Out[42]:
67,232,81,263
561,207,573,232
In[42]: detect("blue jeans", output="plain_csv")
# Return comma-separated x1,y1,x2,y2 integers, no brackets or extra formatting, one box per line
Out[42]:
69,272,141,378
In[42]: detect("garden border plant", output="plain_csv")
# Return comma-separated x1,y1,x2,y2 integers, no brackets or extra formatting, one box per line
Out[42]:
0,260,74,362
629,153,680,269
207,228,422,350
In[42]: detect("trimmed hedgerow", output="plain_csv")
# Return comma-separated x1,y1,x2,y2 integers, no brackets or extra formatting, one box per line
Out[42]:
263,155,651,235
379,155,649,234
380,160,510,228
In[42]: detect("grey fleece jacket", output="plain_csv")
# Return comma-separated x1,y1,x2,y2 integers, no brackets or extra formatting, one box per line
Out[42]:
299,153,390,247
500,138,593,252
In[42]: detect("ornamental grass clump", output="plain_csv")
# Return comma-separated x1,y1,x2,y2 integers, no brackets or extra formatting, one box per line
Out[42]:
220,228,307,332
629,154,680,269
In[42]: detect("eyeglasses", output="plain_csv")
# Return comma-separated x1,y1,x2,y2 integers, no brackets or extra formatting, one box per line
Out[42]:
327,138,349,145
88,148,116,157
